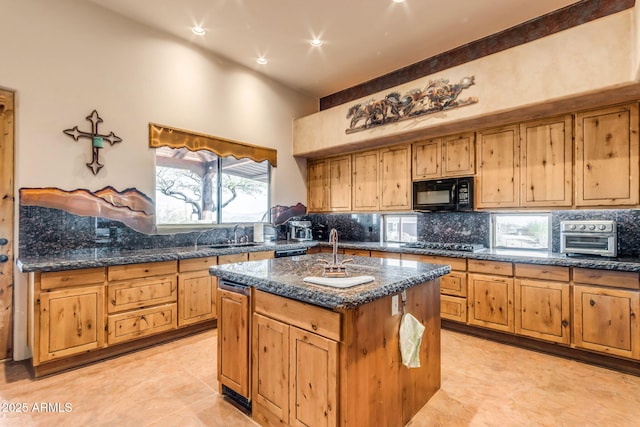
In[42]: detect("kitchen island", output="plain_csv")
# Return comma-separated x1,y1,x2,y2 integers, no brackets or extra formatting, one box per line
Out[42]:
210,253,450,426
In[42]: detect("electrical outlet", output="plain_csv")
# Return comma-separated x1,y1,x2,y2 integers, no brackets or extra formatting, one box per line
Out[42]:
391,295,399,316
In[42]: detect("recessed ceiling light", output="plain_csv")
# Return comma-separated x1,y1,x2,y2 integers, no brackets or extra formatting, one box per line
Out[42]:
256,57,268,65
310,38,323,47
192,26,206,36
392,0,405,3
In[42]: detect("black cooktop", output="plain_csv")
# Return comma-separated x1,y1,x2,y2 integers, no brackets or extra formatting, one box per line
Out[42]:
401,241,485,252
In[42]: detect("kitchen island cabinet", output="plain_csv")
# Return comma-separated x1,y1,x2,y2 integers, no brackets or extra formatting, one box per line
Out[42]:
211,254,449,426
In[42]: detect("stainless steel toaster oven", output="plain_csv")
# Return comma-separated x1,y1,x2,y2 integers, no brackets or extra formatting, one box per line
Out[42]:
560,220,617,257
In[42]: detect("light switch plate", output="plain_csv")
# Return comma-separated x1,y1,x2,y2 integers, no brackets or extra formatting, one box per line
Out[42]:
391,294,399,316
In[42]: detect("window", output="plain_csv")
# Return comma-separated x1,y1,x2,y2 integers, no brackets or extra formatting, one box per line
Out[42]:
155,146,270,225
384,215,417,243
492,213,550,251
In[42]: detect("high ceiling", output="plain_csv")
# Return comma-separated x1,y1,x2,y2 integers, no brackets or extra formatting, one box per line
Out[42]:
87,0,580,98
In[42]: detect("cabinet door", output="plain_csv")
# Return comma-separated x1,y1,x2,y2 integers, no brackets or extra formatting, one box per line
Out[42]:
178,271,216,327
520,115,573,207
328,155,352,211
107,274,177,313
38,285,105,363
352,150,379,211
468,273,514,332
573,285,640,359
441,132,475,177
107,303,177,345
412,138,441,179
380,144,412,210
515,278,570,344
475,125,520,208
290,327,338,427
217,288,250,398
575,103,640,206
307,159,328,212
253,313,290,425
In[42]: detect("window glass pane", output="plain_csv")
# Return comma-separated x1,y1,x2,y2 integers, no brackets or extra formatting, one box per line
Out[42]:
384,215,417,243
493,214,550,250
220,157,269,222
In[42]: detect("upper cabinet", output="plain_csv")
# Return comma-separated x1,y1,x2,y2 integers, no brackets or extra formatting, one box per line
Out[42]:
520,115,573,207
380,144,412,210
413,132,475,180
575,103,639,206
307,159,328,212
328,155,352,211
352,150,379,211
475,125,520,209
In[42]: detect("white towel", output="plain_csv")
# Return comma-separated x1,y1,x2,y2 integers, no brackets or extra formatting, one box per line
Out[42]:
303,275,375,288
399,313,425,368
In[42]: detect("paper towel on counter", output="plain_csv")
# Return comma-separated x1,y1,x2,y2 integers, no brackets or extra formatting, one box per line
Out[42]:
399,313,425,368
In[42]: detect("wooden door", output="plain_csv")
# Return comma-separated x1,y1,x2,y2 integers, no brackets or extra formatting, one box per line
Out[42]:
573,285,640,359
515,278,570,344
520,115,573,207
217,288,250,398
307,159,328,212
0,90,14,359
575,103,640,206
252,313,290,425
352,150,379,210
412,138,441,179
38,285,105,363
328,155,351,211
178,271,216,326
380,144,411,210
289,326,338,427
468,273,514,332
475,125,520,208
441,132,475,177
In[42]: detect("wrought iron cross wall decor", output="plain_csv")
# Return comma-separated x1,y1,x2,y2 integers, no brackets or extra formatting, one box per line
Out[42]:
63,110,122,175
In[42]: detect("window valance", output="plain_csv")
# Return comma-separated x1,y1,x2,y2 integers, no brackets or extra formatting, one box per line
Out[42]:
149,123,277,167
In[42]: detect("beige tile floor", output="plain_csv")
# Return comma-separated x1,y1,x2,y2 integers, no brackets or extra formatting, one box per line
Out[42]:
2,329,640,426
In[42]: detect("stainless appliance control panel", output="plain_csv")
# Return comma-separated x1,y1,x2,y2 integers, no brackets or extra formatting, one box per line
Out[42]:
560,220,617,257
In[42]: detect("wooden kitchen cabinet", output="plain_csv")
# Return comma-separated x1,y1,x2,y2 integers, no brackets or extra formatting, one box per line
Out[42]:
402,253,468,322
575,103,640,207
380,144,412,210
38,284,105,363
178,271,217,326
352,149,379,211
520,115,573,207
412,132,475,179
218,286,251,399
514,278,570,345
328,155,352,211
248,250,275,261
307,158,328,212
475,124,520,208
468,272,514,333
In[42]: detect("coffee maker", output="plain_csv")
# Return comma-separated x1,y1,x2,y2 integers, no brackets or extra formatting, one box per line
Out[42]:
289,220,313,241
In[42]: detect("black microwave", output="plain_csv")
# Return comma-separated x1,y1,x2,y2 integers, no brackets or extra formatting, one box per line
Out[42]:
412,177,474,212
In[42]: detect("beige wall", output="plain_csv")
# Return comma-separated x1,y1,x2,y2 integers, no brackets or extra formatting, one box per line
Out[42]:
0,0,316,209
294,10,638,157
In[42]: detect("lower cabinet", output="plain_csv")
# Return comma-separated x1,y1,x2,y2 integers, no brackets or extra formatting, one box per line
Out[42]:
468,273,514,333
514,278,570,344
107,303,177,345
218,286,251,399
178,271,217,327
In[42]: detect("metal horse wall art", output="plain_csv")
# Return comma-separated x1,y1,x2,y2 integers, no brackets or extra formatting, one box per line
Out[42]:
345,76,478,133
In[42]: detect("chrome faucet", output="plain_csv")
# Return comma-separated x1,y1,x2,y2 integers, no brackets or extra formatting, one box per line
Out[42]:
329,228,339,266
318,228,352,276
233,224,245,245
194,229,212,250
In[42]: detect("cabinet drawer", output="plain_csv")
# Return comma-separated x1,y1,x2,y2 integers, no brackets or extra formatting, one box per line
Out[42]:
254,290,341,341
179,257,217,272
218,253,249,265
370,250,400,259
40,267,105,290
248,250,274,261
440,272,467,297
514,263,569,282
107,275,177,313
108,261,177,281
468,259,512,276
107,303,177,345
402,254,467,271
343,248,371,257
573,268,640,290
441,295,467,323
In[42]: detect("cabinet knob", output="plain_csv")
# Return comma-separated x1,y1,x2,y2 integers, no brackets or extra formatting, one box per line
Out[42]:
0,254,8,263
589,299,596,306
561,319,569,327
0,238,8,245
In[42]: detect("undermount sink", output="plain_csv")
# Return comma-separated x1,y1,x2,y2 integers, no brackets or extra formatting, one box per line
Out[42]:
303,275,376,288
207,242,260,249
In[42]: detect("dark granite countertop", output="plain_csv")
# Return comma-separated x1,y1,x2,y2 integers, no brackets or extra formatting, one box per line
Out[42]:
209,253,450,310
16,240,318,273
328,241,640,273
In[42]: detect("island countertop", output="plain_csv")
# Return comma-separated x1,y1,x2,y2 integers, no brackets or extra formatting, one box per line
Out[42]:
209,253,451,309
